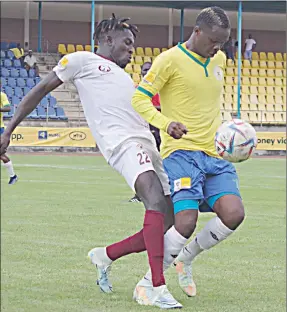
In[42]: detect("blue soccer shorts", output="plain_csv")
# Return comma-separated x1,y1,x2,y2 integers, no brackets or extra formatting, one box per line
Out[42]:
0,127,4,135
163,150,241,214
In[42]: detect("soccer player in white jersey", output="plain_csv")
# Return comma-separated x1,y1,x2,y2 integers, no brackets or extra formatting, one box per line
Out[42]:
0,15,189,309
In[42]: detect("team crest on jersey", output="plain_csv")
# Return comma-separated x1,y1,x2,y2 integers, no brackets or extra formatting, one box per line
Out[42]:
143,72,156,86
98,65,111,72
59,57,68,68
213,66,224,81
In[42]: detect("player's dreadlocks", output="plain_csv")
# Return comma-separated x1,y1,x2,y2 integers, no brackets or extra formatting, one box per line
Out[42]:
94,13,139,42
196,6,230,29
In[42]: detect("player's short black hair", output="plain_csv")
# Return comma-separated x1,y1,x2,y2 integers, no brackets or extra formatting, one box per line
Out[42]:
195,6,230,29
94,13,139,42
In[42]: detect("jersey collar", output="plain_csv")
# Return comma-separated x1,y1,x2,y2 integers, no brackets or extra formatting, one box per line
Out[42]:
177,42,210,77
96,53,115,64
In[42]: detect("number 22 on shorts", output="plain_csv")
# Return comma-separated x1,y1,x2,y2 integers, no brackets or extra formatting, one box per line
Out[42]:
137,151,151,165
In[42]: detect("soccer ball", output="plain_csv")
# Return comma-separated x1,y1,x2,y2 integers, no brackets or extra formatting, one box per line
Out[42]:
215,119,257,163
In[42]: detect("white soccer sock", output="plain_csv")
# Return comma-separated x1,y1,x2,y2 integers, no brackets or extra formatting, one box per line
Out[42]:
3,161,15,177
144,226,187,281
177,217,234,263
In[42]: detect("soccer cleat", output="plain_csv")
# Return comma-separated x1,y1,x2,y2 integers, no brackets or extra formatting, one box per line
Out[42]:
175,261,197,297
133,279,182,309
87,248,113,293
8,175,18,185
129,194,142,203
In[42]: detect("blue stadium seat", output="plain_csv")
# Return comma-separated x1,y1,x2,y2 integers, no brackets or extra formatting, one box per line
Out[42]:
0,50,5,58
8,105,16,116
6,50,15,60
11,96,20,106
56,106,67,120
23,87,31,96
1,77,7,87
13,59,21,68
49,96,57,107
16,78,26,88
29,69,36,78
4,86,14,97
9,42,17,49
19,68,28,78
40,98,49,107
48,107,57,119
37,106,46,119
10,68,19,78
1,67,9,77
4,59,12,68
35,77,41,84
27,109,38,119
26,78,35,88
0,42,9,50
14,87,23,97
8,78,17,88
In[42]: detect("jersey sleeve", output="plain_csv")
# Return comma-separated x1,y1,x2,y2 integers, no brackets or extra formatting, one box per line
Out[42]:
132,52,174,131
53,52,85,82
1,92,10,108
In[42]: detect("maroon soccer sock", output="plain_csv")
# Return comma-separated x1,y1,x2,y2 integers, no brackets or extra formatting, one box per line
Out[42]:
143,210,165,287
106,229,146,261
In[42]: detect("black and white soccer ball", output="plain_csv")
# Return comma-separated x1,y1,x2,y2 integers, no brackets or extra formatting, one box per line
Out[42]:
215,119,258,163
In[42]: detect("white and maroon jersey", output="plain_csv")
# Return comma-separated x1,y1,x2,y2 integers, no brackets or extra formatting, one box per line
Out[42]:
53,51,153,160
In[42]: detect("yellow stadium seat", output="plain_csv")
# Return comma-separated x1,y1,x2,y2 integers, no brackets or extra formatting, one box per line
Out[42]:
258,102,267,112
225,102,233,111
58,44,67,55
132,48,136,56
242,68,250,76
250,77,258,86
234,76,239,85
135,56,143,65
283,70,286,78
267,52,275,61
225,76,234,85
259,69,267,77
241,94,250,104
259,61,267,69
243,60,251,68
274,112,284,124
283,78,286,86
267,61,275,69
258,86,266,94
251,60,259,68
251,68,259,76
144,47,153,57
265,102,274,111
259,52,267,60
67,44,75,54
252,52,259,60
226,59,234,67
275,95,283,105
76,45,84,52
162,48,168,52
153,48,161,56
275,62,283,69
224,93,233,103
222,111,232,121
241,86,250,94
241,111,249,122
266,112,275,123
132,73,140,84
250,86,258,94
226,67,234,76
266,86,274,94
220,102,224,109
275,78,283,87
143,56,152,63
85,45,91,52
258,77,266,86
266,78,274,86
284,53,286,61
258,94,266,104
275,53,283,62
225,85,233,94
241,102,249,111
133,64,141,74
125,64,133,74
284,62,286,69
267,69,275,77
274,104,283,112
275,86,283,95
235,59,242,67
136,47,144,56
249,112,259,123
266,94,275,105
249,103,258,111
250,94,259,105
242,77,250,85
275,69,283,78
130,56,135,64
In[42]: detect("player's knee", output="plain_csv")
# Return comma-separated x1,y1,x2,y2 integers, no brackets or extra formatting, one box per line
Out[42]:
174,210,198,239
221,204,245,230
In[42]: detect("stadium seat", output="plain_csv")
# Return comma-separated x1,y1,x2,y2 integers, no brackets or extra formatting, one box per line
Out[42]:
224,102,233,111
132,73,140,84
4,59,12,68
225,85,233,94
235,59,241,67
249,102,257,111
1,77,7,87
67,44,75,54
258,94,266,104
267,61,275,69
16,78,25,87
0,50,5,58
19,68,28,78
258,86,266,94
133,64,141,74
130,56,135,64
226,67,234,76
251,52,259,60
27,109,38,119
144,47,153,57
259,61,267,69
153,48,161,56
224,93,233,104
241,86,250,94
275,69,283,78
266,86,274,94
35,77,41,84
259,69,267,77
10,68,19,78
251,68,259,77
266,78,274,86
162,48,168,52
275,62,283,69
9,42,17,49
267,52,275,61
85,45,91,52
250,86,258,94
125,64,133,74
0,42,8,50
26,78,35,88
225,76,233,85
14,87,23,97
49,96,57,107
242,68,250,76
259,52,267,60
241,94,250,104
4,86,14,97
40,98,49,107
222,111,232,121
243,60,251,68
240,111,249,122
6,50,15,60
29,69,36,78
135,56,143,65
11,96,20,106
37,106,46,119
250,112,260,123
275,53,283,62
242,77,250,85
56,106,67,120
23,87,31,96
250,77,259,86
274,86,283,95
266,94,275,105
143,56,152,63
48,107,57,119
274,112,285,124
250,94,259,105
76,45,84,52
251,60,259,68
8,78,17,88
266,112,275,123
58,44,67,55
136,47,144,56
226,59,234,67
275,78,283,87
13,59,21,68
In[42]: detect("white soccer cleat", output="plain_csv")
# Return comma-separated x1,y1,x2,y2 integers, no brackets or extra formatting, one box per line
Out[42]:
87,247,113,293
133,278,182,309
175,261,197,297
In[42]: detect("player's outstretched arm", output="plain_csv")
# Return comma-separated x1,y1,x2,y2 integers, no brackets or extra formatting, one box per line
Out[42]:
0,72,62,155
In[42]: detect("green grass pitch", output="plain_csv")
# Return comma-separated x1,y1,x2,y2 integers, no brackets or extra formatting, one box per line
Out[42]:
1,154,285,312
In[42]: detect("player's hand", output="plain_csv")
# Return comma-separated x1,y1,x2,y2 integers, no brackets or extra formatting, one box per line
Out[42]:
167,122,188,139
0,132,11,155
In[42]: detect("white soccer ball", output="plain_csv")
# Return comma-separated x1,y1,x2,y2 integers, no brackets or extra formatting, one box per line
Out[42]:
215,119,258,163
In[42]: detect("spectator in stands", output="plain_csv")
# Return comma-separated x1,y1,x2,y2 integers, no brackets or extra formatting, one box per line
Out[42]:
10,43,25,65
24,50,39,77
244,34,256,61
223,36,235,63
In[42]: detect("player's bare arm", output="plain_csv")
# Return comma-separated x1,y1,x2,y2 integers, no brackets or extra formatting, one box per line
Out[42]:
0,106,11,113
0,72,62,155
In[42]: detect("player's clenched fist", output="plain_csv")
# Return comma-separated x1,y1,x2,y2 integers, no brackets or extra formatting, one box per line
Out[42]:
167,122,188,139
0,132,10,156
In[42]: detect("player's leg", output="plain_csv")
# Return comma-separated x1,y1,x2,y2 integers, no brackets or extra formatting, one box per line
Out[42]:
0,154,18,185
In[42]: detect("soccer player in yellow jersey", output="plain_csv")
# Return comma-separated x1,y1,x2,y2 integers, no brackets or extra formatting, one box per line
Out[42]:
132,7,245,297
0,92,18,184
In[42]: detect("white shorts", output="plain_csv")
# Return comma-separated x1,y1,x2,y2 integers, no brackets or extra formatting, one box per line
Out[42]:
109,138,171,195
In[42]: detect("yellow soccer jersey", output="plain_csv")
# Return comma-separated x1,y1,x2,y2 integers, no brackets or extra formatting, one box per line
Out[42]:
0,92,10,128
132,42,226,159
